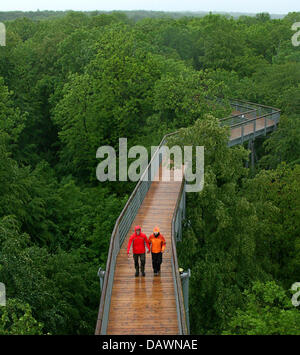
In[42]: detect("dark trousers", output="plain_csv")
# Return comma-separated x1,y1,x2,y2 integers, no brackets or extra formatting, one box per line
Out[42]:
133,253,145,273
152,252,162,273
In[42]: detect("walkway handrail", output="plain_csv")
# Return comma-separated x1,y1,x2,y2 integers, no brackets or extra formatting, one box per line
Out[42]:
230,98,281,111
229,110,280,128
171,178,188,334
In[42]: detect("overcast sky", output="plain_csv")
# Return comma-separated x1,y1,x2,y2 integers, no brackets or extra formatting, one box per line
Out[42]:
0,0,299,14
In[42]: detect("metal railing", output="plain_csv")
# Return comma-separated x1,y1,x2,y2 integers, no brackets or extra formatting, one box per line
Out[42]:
95,98,280,335
171,178,188,334
219,98,281,146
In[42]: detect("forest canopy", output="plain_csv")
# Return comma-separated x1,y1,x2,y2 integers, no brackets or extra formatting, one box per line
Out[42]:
0,10,299,334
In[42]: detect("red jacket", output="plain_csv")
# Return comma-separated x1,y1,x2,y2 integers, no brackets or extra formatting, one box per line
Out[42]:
127,226,150,255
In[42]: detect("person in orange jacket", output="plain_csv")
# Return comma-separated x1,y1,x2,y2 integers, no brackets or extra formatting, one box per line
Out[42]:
127,225,150,277
148,227,166,276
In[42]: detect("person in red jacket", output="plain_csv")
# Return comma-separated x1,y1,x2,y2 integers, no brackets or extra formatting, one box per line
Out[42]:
127,225,150,277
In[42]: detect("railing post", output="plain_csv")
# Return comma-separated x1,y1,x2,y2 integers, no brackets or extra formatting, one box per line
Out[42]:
148,164,151,185
180,269,191,334
138,185,142,205
183,182,186,220
175,211,180,242
264,116,267,136
116,227,120,253
241,124,244,144
97,267,105,293
248,139,255,171
179,208,182,242
273,109,280,129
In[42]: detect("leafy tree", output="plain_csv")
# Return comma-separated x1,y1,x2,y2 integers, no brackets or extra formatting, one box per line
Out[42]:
53,25,225,181
0,299,43,335
0,9,299,336
238,63,300,114
0,216,99,334
244,164,300,286
0,77,26,146
223,281,300,335
260,115,300,168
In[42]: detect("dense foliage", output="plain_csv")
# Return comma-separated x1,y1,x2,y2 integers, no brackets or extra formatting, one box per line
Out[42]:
0,10,285,23
0,10,299,334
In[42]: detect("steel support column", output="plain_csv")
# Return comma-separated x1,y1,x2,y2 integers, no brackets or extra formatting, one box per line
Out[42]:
97,267,105,294
180,269,191,334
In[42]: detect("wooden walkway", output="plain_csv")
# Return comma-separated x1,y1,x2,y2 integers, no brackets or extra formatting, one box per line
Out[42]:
107,165,183,335
230,110,275,141
100,109,278,335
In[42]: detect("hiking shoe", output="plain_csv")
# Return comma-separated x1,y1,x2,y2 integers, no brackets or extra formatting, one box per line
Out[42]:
142,272,145,277
135,272,139,277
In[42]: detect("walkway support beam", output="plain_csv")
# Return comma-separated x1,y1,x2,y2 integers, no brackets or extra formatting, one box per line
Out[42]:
180,269,191,334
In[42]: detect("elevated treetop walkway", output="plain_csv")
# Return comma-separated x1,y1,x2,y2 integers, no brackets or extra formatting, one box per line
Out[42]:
95,99,280,335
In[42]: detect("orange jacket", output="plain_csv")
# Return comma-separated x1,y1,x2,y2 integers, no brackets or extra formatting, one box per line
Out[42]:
149,233,166,253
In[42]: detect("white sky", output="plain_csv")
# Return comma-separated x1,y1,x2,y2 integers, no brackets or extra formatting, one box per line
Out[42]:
0,0,299,14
